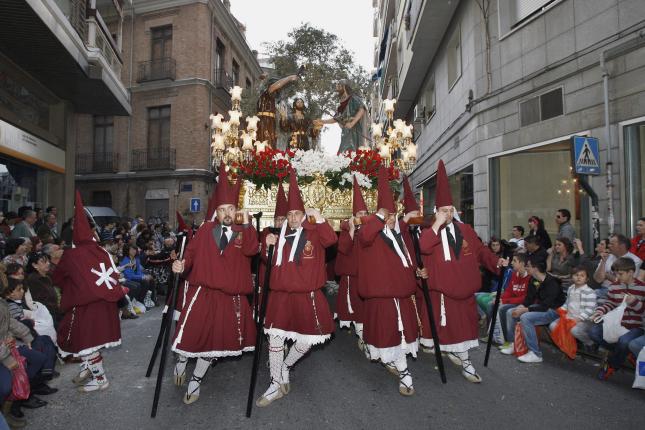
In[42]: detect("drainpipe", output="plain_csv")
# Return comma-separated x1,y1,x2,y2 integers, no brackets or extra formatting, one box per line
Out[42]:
600,52,614,235
125,1,135,216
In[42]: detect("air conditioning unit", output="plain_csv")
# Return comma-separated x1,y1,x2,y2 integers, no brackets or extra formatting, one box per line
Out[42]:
413,104,425,123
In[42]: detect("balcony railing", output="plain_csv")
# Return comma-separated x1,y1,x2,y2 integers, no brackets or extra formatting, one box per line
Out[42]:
137,58,177,83
214,68,234,89
131,148,176,171
76,152,120,174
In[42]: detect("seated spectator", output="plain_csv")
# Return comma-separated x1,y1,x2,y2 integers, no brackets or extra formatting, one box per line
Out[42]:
555,209,576,241
548,266,597,351
593,234,642,305
36,213,59,244
145,236,177,296
525,235,548,267
501,257,566,362
120,244,154,310
24,252,60,325
509,225,525,251
574,238,607,291
10,210,37,241
497,252,531,350
2,238,29,267
547,237,577,291
5,264,24,283
527,216,552,250
589,257,645,380
630,217,645,263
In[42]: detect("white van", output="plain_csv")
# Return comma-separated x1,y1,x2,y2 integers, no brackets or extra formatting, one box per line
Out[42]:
84,206,121,230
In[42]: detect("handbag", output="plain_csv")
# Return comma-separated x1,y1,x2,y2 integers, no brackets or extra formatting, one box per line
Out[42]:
7,341,30,401
633,346,645,390
599,297,629,343
513,323,529,357
551,308,577,359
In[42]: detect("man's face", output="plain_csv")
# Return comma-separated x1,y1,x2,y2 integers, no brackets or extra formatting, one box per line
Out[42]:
636,220,645,235
385,213,396,229
616,270,634,285
47,214,56,227
355,210,368,218
526,241,538,253
526,262,538,277
295,99,304,110
50,207,58,216
555,211,565,225
287,210,304,230
336,83,345,97
274,216,286,228
436,206,454,224
511,256,525,272
26,213,37,225
511,227,521,238
216,204,236,226
609,236,624,256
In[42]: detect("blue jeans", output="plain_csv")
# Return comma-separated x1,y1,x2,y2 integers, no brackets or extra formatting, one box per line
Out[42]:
499,304,519,342
17,344,46,381
0,364,12,399
519,309,560,357
628,334,645,357
589,324,644,369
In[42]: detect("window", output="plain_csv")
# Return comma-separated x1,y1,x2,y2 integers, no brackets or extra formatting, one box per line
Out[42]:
422,165,474,225
245,78,252,89
519,88,563,127
151,26,172,61
215,39,225,73
447,25,461,90
92,191,112,208
498,0,560,36
514,0,557,26
93,115,114,155
624,121,645,234
147,106,171,153
423,76,436,120
232,60,240,85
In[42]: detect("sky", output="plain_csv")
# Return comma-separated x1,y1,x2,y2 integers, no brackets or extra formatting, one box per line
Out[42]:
229,0,375,153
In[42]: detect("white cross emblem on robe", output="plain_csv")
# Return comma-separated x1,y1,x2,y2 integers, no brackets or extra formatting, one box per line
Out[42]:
91,262,117,290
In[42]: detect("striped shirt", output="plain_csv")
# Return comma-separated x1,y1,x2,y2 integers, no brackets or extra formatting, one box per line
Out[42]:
594,279,645,329
562,284,596,321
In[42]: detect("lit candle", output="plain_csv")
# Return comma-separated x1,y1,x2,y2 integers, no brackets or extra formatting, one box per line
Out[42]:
371,122,383,137
402,124,413,139
220,121,231,135
379,143,390,158
394,119,406,133
241,132,254,151
406,142,417,160
419,191,424,216
212,134,225,150
255,140,268,153
209,113,223,129
229,86,243,102
382,98,396,114
228,110,242,127
246,115,260,131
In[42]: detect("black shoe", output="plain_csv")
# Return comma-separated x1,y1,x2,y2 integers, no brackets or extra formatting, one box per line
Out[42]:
43,369,61,381
10,401,24,418
31,384,58,396
21,395,48,409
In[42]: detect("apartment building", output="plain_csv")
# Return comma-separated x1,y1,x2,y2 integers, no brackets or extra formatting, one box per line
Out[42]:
373,0,645,243
75,0,262,224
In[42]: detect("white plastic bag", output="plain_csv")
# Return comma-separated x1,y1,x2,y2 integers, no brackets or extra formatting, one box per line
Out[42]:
633,347,645,390
599,298,629,343
492,310,505,344
32,301,57,344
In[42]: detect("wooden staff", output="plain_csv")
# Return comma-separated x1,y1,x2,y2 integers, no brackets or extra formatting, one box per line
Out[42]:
252,212,263,322
484,267,512,367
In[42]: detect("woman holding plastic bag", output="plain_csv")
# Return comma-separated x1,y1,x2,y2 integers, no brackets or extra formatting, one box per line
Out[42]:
588,257,645,380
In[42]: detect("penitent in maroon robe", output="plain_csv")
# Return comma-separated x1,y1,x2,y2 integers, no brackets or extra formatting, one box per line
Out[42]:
419,221,499,351
262,220,337,344
172,221,258,358
334,226,364,327
357,216,421,360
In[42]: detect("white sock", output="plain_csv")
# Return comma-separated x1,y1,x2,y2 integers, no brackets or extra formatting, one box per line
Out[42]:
187,358,211,398
354,323,364,341
455,350,477,375
393,355,412,389
175,355,187,378
262,336,285,400
282,341,311,384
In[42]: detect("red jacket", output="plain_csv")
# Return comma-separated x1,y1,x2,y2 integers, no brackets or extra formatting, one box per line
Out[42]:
501,271,531,304
630,236,645,263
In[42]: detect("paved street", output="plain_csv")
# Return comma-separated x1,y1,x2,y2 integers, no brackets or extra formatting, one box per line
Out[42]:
27,304,642,430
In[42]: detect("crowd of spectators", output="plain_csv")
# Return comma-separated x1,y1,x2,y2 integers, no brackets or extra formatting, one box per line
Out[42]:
0,207,178,428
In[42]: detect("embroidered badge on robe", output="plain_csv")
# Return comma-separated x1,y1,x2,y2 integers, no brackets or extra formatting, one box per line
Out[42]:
462,239,472,256
303,240,314,258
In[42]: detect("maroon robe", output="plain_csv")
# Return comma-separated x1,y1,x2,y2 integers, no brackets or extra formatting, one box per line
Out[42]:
419,222,499,350
262,220,337,342
172,222,258,358
54,245,125,357
357,216,420,348
334,228,364,324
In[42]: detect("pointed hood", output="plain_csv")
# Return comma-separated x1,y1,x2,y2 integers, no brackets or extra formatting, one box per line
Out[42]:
287,169,305,212
176,211,188,232
274,181,288,218
352,175,368,215
73,191,94,245
377,165,396,212
434,159,453,208
213,162,239,209
402,176,419,212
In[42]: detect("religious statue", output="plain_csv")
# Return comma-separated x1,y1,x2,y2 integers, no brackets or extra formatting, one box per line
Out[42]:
279,98,321,151
315,79,368,153
256,66,305,148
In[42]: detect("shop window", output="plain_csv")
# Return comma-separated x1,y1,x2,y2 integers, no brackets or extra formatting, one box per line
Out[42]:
421,165,474,226
624,121,645,234
447,25,461,90
490,141,580,241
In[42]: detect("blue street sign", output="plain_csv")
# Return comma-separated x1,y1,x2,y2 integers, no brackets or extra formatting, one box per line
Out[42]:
190,198,201,213
572,136,601,175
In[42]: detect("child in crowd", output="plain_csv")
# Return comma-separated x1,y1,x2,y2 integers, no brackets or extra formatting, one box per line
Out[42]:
501,257,566,363
589,257,645,380
497,252,531,350
548,267,597,350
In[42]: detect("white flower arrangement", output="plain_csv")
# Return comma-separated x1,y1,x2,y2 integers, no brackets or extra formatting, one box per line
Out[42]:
290,150,351,177
339,171,372,188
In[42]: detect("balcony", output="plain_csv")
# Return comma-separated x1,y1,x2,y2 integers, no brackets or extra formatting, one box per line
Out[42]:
76,152,120,174
131,148,176,171
214,68,234,89
137,58,177,83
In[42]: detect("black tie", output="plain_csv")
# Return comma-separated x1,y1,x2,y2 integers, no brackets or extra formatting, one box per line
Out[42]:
446,228,456,252
220,227,229,251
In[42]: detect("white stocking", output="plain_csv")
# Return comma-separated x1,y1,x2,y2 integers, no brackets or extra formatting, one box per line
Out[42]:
187,358,212,398
454,350,477,375
261,335,285,401
281,341,311,385
393,355,412,390
174,355,187,382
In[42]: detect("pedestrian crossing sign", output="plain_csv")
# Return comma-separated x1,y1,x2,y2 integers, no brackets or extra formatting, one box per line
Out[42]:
190,198,201,213
572,136,600,175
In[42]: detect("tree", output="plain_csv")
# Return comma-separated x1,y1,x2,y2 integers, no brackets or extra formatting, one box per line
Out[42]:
242,24,370,121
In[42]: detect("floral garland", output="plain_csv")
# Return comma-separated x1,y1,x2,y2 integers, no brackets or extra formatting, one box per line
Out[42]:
230,149,400,191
